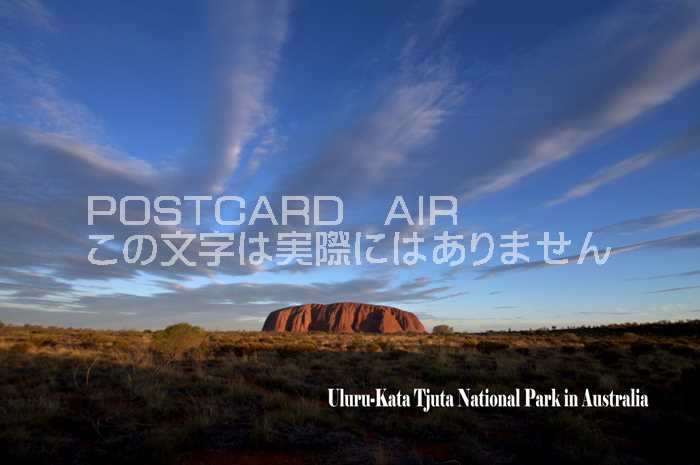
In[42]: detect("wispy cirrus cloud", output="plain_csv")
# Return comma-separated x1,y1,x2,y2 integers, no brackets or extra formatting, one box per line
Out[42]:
546,124,700,207
546,153,657,207
460,1,700,201
594,208,700,234
0,125,260,285
0,1,101,139
0,127,158,191
648,284,700,294
184,0,290,193
476,231,700,279
0,43,102,141
293,79,463,194
281,2,465,197
0,0,290,287
0,268,73,299
630,269,700,281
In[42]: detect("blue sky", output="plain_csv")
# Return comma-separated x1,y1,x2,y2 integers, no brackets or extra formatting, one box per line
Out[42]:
1,0,699,331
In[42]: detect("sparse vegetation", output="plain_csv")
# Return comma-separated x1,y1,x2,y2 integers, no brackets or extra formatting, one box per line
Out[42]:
0,320,698,465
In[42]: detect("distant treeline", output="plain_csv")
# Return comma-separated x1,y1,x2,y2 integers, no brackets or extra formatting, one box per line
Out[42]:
479,319,700,338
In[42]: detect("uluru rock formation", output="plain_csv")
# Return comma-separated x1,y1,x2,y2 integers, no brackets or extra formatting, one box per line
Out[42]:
262,302,426,333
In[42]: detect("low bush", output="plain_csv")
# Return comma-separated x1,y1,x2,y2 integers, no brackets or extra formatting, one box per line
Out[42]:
151,323,206,362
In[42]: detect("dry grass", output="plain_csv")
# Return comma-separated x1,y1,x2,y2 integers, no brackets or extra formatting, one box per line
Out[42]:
0,320,698,465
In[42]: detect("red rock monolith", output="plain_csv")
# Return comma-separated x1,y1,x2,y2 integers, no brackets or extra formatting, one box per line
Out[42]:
262,302,426,333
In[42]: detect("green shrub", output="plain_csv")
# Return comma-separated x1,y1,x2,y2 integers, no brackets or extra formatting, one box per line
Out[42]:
152,323,206,362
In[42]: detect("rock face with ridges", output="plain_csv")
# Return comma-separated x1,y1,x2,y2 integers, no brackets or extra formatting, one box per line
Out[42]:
262,302,426,333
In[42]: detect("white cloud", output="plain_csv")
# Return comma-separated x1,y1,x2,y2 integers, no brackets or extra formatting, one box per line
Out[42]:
280,2,465,196
546,153,656,207
461,1,700,201
595,209,700,234
344,78,462,179
477,231,700,279
186,0,290,193
0,43,102,141
546,123,700,206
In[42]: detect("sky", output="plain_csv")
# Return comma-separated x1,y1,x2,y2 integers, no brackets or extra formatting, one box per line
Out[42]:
1,0,699,331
